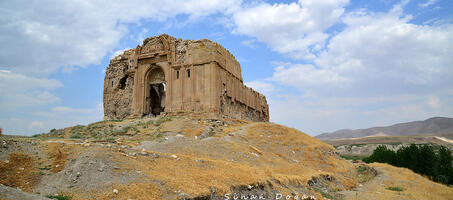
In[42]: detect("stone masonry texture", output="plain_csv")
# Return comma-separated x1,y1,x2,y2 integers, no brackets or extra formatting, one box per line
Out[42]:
103,34,269,122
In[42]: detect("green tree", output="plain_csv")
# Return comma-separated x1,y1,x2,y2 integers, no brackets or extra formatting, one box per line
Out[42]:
417,145,437,177
436,146,453,184
395,144,419,171
365,144,453,185
363,145,397,165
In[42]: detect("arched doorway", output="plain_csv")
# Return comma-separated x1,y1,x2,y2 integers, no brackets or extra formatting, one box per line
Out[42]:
144,67,166,116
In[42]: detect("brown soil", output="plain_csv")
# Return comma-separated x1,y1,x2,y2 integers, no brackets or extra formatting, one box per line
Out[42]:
1,116,450,200
0,153,39,192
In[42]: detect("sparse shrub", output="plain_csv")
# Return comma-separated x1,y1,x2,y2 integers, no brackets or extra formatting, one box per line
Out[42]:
314,188,333,199
70,125,86,137
387,186,404,192
46,194,72,200
39,166,51,170
50,128,56,133
153,116,171,126
113,125,139,135
88,124,100,129
357,166,367,173
113,126,128,135
70,133,83,139
340,154,365,161
356,165,377,183
90,130,99,138
32,133,42,137
71,125,85,130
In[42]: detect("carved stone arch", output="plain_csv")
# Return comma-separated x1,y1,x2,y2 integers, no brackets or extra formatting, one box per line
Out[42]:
145,66,165,84
159,34,170,52
140,34,172,55
143,66,166,116
141,38,165,54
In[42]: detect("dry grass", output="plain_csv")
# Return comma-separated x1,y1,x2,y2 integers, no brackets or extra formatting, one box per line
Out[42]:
75,183,163,200
4,118,361,199
343,163,453,200
109,122,357,198
245,123,333,150
184,127,204,137
219,118,249,136
370,163,453,199
0,153,39,192
45,142,68,173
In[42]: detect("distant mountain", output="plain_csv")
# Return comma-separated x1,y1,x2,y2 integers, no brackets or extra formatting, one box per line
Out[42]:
316,117,453,140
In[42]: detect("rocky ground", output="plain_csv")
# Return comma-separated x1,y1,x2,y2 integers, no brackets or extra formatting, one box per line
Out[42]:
1,116,452,200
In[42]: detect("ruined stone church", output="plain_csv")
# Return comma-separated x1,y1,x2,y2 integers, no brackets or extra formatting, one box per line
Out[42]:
103,34,269,122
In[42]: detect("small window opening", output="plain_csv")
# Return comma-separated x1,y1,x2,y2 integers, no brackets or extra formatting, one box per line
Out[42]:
176,70,179,79
118,75,129,90
187,69,191,78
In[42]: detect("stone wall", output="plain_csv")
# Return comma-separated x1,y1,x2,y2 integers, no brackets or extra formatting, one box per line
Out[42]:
103,50,135,120
103,34,269,121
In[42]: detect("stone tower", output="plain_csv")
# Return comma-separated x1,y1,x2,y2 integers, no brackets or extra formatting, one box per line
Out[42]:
103,34,269,121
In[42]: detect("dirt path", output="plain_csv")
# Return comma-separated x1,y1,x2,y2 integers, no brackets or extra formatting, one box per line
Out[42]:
340,163,453,200
339,168,395,200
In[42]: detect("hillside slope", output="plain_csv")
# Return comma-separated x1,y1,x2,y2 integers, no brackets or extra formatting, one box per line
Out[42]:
340,163,452,200
316,117,453,140
1,116,451,200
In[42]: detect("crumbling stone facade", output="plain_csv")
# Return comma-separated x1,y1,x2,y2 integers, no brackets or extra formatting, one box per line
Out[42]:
103,34,269,121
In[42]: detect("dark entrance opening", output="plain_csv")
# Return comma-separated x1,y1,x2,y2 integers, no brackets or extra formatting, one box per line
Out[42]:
149,83,166,116
144,66,165,117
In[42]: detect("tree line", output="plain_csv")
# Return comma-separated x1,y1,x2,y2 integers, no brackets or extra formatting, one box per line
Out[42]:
363,144,453,185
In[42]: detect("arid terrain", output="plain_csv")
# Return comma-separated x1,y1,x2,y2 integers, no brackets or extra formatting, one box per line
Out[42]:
322,133,453,159
317,117,453,159
1,116,452,200
316,117,453,140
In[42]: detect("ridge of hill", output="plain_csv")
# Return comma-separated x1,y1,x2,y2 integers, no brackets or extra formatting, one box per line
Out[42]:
316,117,453,140
1,116,452,200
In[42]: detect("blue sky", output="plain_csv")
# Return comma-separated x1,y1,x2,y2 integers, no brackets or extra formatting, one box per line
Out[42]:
1,0,452,136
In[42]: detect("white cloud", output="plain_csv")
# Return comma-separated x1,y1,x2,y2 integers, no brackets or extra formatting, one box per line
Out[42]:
29,121,44,129
51,106,93,114
0,104,104,135
0,0,242,77
267,91,453,135
0,0,243,135
427,96,440,108
232,0,349,59
261,2,453,97
419,0,438,8
0,70,62,109
249,1,453,134
241,39,257,48
245,80,276,96
313,4,453,95
2,0,452,136
110,48,132,59
133,28,150,43
271,63,349,88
